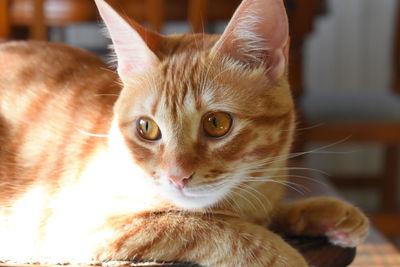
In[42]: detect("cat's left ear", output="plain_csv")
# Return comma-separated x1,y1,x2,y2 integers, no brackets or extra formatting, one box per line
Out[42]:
212,0,289,81
94,0,161,81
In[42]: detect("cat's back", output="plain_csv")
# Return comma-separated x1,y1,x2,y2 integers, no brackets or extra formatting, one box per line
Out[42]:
0,41,105,71
0,41,116,99
0,41,120,125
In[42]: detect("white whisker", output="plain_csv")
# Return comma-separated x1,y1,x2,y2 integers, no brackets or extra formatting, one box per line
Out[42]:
76,129,109,138
229,189,258,211
284,174,328,187
291,123,325,132
240,176,308,195
240,167,330,176
224,192,245,214
231,138,351,172
238,183,269,213
244,175,321,189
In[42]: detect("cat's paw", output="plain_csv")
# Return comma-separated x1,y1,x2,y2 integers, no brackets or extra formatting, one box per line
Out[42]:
287,197,369,247
322,205,369,247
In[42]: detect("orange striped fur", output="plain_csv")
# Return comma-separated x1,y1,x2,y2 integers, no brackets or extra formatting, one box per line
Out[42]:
0,0,368,266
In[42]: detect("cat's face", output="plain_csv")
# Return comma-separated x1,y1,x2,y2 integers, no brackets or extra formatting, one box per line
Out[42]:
96,0,292,209
113,50,294,209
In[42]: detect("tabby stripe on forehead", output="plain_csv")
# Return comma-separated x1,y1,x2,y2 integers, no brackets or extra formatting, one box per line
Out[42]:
185,57,201,107
180,84,188,105
168,63,181,113
164,59,181,106
171,97,178,120
194,88,202,110
163,56,203,112
163,75,178,116
163,77,170,108
151,95,160,116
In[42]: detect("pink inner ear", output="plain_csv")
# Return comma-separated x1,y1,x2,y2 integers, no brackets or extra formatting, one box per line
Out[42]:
121,63,134,74
94,0,160,79
213,0,289,80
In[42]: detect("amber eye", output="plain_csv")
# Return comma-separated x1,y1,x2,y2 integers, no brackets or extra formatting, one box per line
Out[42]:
203,112,233,138
137,117,161,141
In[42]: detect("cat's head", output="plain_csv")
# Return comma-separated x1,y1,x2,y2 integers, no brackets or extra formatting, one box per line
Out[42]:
95,0,294,209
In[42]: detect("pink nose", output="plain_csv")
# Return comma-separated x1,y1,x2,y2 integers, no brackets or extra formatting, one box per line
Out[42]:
168,173,194,190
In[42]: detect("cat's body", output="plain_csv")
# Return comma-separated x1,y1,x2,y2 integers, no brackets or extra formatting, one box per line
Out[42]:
0,0,368,266
0,41,121,260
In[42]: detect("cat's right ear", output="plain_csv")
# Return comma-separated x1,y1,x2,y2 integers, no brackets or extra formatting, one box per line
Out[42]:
211,0,289,81
94,0,161,81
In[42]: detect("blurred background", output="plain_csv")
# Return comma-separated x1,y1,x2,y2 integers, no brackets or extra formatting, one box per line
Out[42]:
1,0,399,249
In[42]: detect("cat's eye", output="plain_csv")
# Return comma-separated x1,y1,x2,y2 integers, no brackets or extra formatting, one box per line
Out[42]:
203,112,233,138
137,117,161,141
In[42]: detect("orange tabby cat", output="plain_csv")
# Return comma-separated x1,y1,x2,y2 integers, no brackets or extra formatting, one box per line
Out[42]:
0,0,368,265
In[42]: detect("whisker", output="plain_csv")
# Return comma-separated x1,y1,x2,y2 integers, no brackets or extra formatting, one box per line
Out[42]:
283,174,328,187
243,174,326,188
188,179,232,195
232,138,352,170
238,183,269,213
224,192,245,214
76,128,109,138
241,177,308,195
302,150,358,155
229,189,258,211
240,167,330,177
280,123,325,132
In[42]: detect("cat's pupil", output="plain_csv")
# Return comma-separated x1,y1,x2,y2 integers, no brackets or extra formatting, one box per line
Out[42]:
212,117,218,128
145,121,150,132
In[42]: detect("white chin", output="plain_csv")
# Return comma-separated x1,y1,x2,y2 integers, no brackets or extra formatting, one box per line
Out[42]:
160,187,230,209
171,194,221,209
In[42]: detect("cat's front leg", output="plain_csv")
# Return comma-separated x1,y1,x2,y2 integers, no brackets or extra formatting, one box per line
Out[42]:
272,197,369,247
96,213,308,267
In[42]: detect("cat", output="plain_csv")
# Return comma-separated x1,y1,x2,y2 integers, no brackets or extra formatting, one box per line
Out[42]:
0,0,368,266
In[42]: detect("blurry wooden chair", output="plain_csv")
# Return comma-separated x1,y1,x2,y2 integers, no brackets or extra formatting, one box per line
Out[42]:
0,0,212,40
0,0,97,40
368,4,400,239
301,3,400,240
0,1,10,40
0,0,176,40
